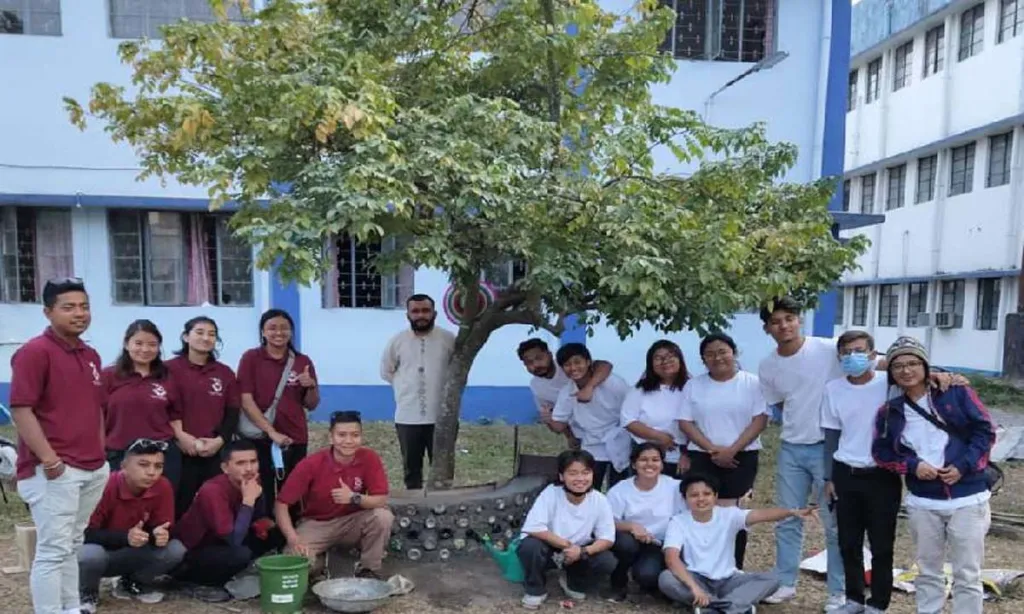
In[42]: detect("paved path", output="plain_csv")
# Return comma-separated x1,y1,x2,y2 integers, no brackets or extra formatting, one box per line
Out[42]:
990,407,1024,428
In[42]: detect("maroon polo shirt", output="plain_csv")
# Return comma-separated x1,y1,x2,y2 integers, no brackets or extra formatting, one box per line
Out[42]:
276,447,389,522
88,470,175,531
175,473,242,549
10,328,105,480
102,367,180,451
166,356,240,439
237,348,317,444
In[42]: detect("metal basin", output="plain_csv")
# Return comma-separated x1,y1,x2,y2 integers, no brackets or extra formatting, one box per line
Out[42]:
311,578,393,613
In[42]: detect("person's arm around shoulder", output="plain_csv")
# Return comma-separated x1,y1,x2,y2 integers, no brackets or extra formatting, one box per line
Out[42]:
577,360,613,402
9,343,63,479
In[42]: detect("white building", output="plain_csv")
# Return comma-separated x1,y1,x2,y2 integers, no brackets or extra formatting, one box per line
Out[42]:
839,0,1024,374
0,0,854,421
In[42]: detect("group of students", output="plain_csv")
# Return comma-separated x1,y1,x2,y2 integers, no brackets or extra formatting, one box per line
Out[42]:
514,296,997,614
9,278,394,614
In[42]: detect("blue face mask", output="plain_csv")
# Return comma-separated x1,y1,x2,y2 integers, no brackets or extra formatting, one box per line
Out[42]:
841,352,873,376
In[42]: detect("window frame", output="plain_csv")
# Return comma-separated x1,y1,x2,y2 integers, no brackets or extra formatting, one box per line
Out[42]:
326,235,416,310
892,41,913,91
878,284,899,327
906,282,929,327
0,207,74,303
916,154,938,203
841,179,851,212
659,0,777,63
852,285,870,326
949,142,976,196
847,70,858,111
958,4,986,61
0,0,62,36
975,278,1002,331
860,173,876,213
865,57,882,103
108,0,247,39
939,279,965,329
923,24,945,77
986,132,1013,188
886,164,907,211
834,289,845,325
999,0,1023,43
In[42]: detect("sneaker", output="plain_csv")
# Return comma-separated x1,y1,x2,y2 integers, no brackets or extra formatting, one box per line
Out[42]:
864,607,885,614
601,586,628,603
824,593,847,612
355,567,383,581
192,585,232,603
521,593,548,609
557,574,586,601
111,576,164,604
764,585,797,604
79,592,99,614
834,602,865,613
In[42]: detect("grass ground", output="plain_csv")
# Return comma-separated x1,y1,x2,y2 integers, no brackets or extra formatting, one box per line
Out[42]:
0,377,1021,612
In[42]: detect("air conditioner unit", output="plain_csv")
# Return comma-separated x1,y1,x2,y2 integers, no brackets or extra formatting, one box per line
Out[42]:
912,313,932,327
935,312,955,328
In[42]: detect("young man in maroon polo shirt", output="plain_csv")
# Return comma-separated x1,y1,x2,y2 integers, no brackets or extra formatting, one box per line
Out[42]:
174,439,282,602
11,278,110,614
276,411,394,578
78,439,185,612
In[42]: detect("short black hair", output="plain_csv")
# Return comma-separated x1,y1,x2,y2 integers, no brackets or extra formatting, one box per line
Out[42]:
837,329,875,353
221,438,258,462
555,343,591,367
556,449,596,475
406,293,435,308
330,410,362,429
629,442,665,465
699,332,737,357
680,472,720,497
759,296,802,324
43,277,86,309
517,338,549,360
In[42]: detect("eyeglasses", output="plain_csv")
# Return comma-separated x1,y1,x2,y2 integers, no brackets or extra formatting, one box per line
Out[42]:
890,360,924,372
127,438,169,454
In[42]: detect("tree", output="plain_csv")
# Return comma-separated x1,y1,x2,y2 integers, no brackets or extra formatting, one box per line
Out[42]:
66,0,867,488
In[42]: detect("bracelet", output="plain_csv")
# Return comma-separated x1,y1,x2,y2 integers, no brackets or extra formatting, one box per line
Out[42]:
43,460,64,470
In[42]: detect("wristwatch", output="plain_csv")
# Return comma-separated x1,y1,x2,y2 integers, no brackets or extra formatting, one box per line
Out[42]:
351,494,363,506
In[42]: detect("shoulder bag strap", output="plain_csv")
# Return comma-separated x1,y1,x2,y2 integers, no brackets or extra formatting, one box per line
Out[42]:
904,395,956,437
264,351,296,427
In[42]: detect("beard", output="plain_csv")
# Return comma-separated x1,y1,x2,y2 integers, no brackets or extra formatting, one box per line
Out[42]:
409,314,436,333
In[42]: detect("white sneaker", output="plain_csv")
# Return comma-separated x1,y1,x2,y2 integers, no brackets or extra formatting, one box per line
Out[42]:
764,585,797,603
864,607,884,614
834,602,865,613
557,574,586,601
823,593,847,612
521,593,547,609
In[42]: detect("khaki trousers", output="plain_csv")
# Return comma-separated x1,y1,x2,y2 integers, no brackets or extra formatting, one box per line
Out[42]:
287,508,394,573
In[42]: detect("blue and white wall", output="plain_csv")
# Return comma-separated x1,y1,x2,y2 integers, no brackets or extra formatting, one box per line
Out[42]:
0,0,850,422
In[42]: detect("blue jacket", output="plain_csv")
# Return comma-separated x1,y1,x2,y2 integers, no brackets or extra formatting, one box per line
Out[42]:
872,386,995,501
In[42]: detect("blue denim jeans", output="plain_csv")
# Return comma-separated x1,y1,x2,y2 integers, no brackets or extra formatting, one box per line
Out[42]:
773,441,843,594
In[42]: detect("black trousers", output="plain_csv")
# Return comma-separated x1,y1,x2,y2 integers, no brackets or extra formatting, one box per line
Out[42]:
517,536,617,596
610,532,664,591
593,461,627,492
253,439,306,500
176,529,284,587
396,424,434,490
176,454,223,518
833,462,902,610
107,442,182,491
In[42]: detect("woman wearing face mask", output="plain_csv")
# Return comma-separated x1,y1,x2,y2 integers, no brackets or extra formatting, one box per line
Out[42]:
604,443,686,602
620,340,690,476
102,319,182,488
518,449,618,610
677,332,768,570
237,309,320,494
166,316,241,517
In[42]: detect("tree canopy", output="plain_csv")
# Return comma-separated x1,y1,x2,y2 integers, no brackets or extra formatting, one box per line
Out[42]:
67,0,867,485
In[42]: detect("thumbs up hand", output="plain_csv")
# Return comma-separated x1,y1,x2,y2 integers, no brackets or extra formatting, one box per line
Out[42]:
297,364,316,388
128,519,149,548
152,522,171,548
331,478,354,505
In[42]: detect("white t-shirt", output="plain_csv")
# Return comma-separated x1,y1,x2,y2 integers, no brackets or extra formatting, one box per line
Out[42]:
520,484,616,545
620,386,687,462
606,475,685,541
663,506,750,580
530,369,570,411
758,337,844,445
820,374,888,468
553,374,631,461
679,371,768,452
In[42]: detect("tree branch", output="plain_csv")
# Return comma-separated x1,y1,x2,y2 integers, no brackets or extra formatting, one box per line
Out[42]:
490,308,565,336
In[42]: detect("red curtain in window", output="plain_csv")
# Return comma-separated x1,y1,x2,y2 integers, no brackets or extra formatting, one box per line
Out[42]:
187,213,211,305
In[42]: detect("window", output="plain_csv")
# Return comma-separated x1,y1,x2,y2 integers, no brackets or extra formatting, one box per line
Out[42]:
860,173,876,213
0,207,73,303
324,236,415,309
886,164,906,210
0,0,60,35
987,132,1013,187
109,0,247,39
999,0,1023,42
949,143,976,196
906,282,929,327
976,278,1002,330
878,284,899,327
852,285,869,326
833,290,845,325
865,58,881,103
916,155,938,203
940,279,965,328
959,4,985,61
108,211,253,306
893,41,913,91
659,0,776,63
482,260,528,290
847,70,858,111
841,179,851,212
924,24,945,77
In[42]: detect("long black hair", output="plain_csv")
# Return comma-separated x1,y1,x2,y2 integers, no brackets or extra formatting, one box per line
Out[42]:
116,319,166,378
259,308,298,354
175,315,220,360
636,339,689,392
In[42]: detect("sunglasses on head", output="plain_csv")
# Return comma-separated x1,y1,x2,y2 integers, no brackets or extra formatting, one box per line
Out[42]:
127,438,169,454
46,276,84,285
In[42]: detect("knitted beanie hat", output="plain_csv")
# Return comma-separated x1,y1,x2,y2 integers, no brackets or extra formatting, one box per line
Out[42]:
886,335,929,365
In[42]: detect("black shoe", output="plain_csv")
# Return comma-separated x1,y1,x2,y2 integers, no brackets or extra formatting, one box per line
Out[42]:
356,567,383,581
112,576,141,600
80,591,99,613
602,587,628,603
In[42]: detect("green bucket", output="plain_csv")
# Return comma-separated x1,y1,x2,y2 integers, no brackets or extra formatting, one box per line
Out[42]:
483,537,525,583
256,554,309,613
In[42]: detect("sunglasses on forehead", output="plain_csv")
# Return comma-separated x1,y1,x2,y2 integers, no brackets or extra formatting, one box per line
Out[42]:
46,276,84,285
127,438,169,454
